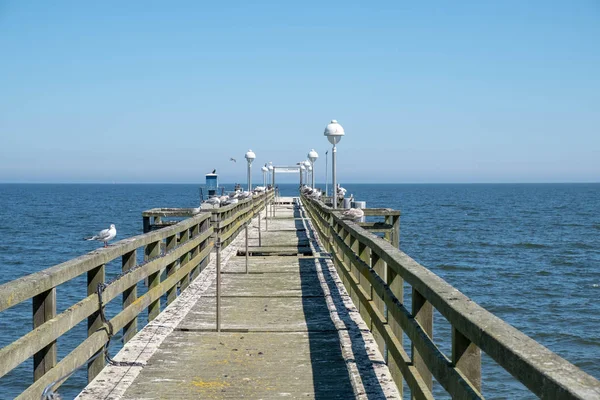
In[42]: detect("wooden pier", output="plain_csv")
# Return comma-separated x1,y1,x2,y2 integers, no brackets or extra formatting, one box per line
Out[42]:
1,189,600,399
77,198,398,399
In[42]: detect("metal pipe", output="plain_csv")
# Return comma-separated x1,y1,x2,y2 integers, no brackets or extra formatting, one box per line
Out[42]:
216,239,221,332
245,224,249,274
332,145,337,209
325,151,328,196
258,208,262,246
247,163,252,191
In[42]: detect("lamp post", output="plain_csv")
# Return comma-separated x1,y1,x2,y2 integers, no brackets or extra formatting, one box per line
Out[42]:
307,149,318,189
299,164,305,187
324,120,344,209
303,160,310,185
245,149,256,191
268,162,273,187
261,165,268,187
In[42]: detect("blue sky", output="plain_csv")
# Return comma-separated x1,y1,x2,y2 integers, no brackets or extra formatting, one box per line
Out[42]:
0,1,598,183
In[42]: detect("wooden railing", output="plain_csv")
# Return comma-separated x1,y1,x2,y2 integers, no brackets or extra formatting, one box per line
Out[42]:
0,190,273,399
301,194,600,399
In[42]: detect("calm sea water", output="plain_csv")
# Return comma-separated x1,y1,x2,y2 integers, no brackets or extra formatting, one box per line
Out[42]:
0,183,598,399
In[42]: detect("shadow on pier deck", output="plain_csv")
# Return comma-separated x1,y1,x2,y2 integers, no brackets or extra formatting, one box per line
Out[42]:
77,198,399,399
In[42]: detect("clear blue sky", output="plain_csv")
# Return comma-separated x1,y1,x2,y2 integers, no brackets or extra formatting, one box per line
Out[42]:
0,1,598,183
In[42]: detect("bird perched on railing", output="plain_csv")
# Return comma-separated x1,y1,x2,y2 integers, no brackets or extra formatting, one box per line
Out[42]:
222,197,239,206
342,208,364,222
202,196,221,209
337,185,347,201
85,224,117,247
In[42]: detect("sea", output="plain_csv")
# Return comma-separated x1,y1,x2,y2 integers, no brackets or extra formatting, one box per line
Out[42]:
0,183,598,399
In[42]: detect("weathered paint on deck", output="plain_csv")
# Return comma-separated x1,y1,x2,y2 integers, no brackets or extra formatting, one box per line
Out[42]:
77,198,400,399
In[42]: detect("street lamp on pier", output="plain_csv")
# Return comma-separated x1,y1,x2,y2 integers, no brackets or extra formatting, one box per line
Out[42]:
323,120,344,209
307,149,318,189
261,165,268,187
245,149,256,191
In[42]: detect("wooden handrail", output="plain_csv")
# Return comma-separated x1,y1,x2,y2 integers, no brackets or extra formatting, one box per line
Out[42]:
301,194,600,399
0,189,274,398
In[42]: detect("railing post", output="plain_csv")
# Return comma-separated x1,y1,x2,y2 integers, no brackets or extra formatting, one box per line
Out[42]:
142,216,151,233
165,232,178,305
122,250,137,343
189,222,201,281
87,264,105,382
32,288,56,381
452,327,482,392
371,251,388,363
198,217,211,273
392,214,400,248
386,256,403,397
179,228,191,291
145,240,161,321
412,288,433,396
357,242,372,327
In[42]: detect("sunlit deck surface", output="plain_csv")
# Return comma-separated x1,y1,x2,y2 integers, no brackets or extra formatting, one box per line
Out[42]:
77,197,399,399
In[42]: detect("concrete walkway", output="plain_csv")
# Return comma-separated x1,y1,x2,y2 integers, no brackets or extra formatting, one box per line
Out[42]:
77,198,399,399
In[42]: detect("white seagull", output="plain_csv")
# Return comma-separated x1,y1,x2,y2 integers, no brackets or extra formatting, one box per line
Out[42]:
342,208,364,222
85,224,117,247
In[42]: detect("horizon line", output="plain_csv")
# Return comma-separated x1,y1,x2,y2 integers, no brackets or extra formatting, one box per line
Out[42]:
1,181,599,185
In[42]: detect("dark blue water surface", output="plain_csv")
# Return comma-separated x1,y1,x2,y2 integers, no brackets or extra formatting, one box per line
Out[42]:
0,183,599,399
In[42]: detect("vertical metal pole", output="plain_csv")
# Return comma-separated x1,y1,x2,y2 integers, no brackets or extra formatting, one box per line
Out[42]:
265,196,268,231
325,151,328,196
332,144,337,209
272,169,276,219
311,161,315,189
216,239,221,332
258,208,262,246
245,224,249,274
247,163,251,191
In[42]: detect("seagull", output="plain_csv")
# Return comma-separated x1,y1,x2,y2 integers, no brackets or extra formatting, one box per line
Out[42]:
230,158,236,163
85,224,117,247
342,208,364,222
204,196,221,206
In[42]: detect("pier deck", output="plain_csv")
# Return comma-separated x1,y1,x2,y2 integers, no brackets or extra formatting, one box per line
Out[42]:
77,198,399,399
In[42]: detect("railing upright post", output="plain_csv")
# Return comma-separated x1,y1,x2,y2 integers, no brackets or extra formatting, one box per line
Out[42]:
87,264,105,382
179,228,191,291
145,240,161,321
32,288,56,381
357,242,372,326
165,232,178,304
452,327,482,392
371,251,388,363
122,250,137,343
189,222,201,281
412,288,433,396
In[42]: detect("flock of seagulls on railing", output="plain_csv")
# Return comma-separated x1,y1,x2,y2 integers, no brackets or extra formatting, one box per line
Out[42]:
201,186,268,209
301,185,364,222
83,184,364,249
